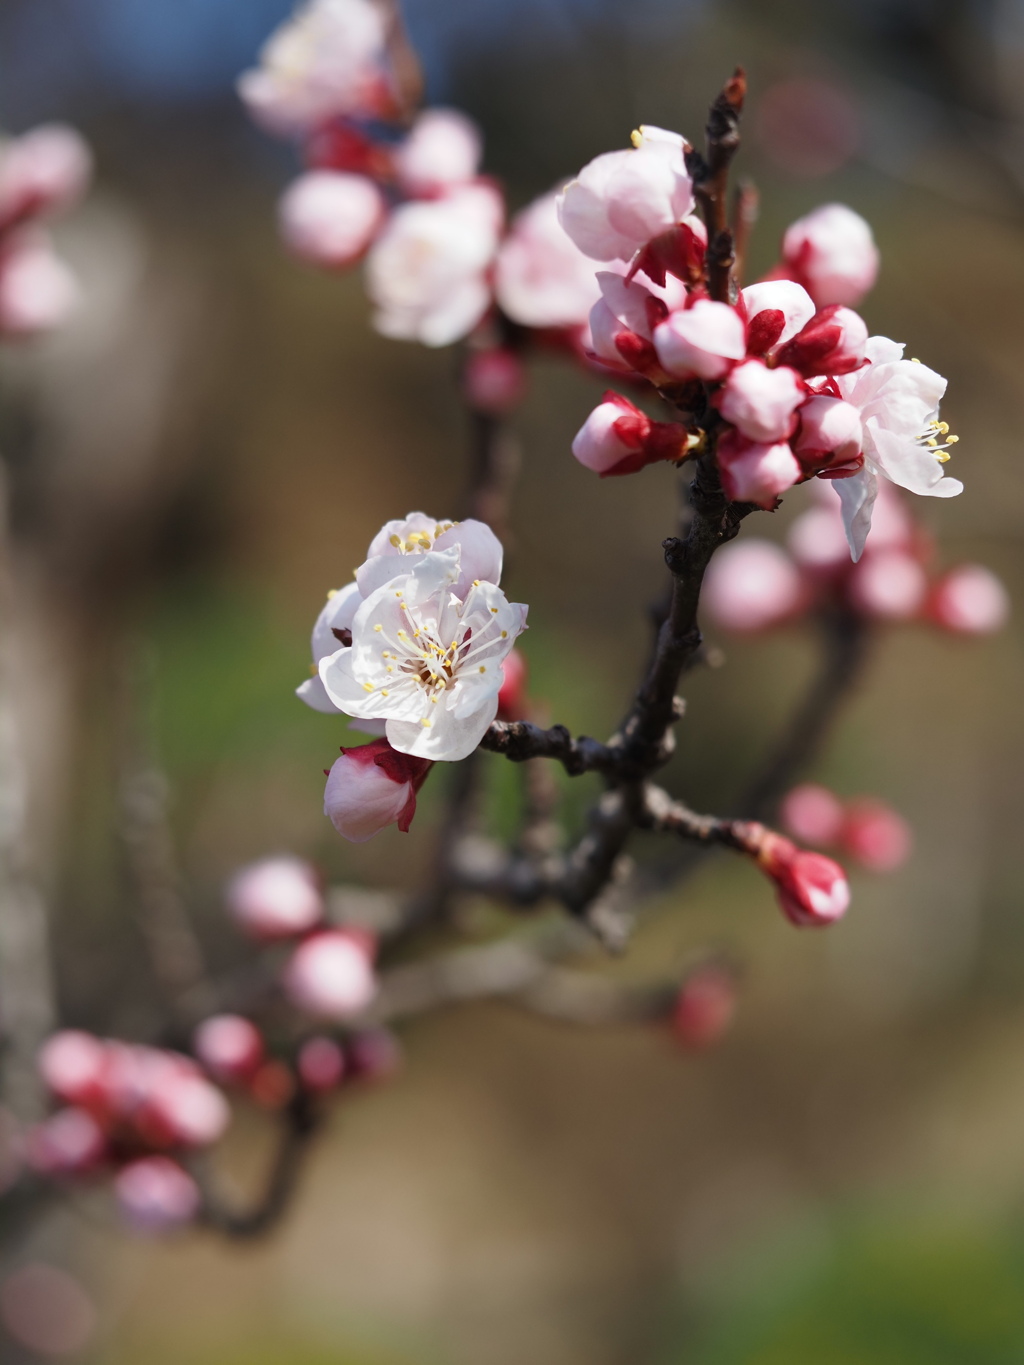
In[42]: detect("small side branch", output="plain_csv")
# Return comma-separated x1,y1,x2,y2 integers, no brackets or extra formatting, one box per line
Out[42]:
480,720,617,775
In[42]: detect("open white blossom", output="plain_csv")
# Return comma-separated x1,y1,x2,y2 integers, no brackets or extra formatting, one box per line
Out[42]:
237,0,388,136
831,337,962,558
296,514,503,713
366,184,503,347
319,551,527,761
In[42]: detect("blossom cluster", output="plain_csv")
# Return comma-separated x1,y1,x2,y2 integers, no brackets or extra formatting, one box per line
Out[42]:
240,0,605,365
30,1030,227,1231
781,783,912,875
24,855,399,1234
559,129,962,556
295,512,527,829
703,480,1009,635
0,124,91,338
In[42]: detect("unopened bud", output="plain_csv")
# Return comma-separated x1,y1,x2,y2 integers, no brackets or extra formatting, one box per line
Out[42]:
671,964,737,1048
284,930,377,1020
840,799,912,873
226,856,324,941
192,1016,264,1086
324,738,433,842
114,1156,200,1234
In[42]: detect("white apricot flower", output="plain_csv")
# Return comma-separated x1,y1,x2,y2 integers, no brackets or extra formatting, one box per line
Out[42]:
366,183,503,346
830,337,962,558
557,125,694,263
296,514,503,713
319,551,527,761
237,0,389,136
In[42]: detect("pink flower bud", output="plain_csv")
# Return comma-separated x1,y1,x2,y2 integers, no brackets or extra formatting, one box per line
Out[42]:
114,1156,200,1233
928,564,1010,635
653,299,747,380
297,1036,346,1093
0,125,92,232
38,1030,107,1108
780,783,845,847
775,305,868,377
26,1108,106,1176
781,203,880,307
716,359,805,442
757,833,850,926
792,394,863,473
226,856,324,941
671,964,737,1048
278,171,385,269
394,109,482,197
587,271,672,379
702,539,804,632
137,1069,231,1150
571,391,688,477
347,1028,402,1082
0,237,79,336
840,799,912,873
497,648,528,720
462,348,526,414
324,738,433,842
284,930,377,1019
848,548,927,620
717,429,802,508
741,279,816,354
192,1016,264,1086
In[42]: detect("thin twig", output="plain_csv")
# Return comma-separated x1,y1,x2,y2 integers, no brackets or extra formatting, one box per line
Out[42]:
197,1091,320,1239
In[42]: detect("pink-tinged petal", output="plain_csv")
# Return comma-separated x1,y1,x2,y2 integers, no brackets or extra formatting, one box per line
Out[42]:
717,360,805,442
653,299,747,380
394,108,482,197
717,431,802,508
781,203,879,307
495,189,602,328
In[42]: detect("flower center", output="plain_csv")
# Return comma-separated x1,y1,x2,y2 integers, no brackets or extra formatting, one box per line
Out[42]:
387,521,456,554
919,419,959,464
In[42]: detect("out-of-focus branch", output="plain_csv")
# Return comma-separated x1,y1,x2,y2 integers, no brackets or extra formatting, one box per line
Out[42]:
114,642,211,1017
0,462,56,1122
197,1091,320,1240
738,607,871,820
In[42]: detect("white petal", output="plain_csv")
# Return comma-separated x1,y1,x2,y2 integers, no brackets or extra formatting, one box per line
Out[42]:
832,469,878,561
310,580,362,664
386,694,500,761
296,675,341,714
433,518,503,593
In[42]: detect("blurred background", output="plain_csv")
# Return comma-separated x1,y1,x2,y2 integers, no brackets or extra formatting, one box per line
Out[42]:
3,0,1024,1360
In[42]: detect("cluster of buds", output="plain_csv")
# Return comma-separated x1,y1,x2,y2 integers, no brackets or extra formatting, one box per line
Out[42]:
559,125,961,556
227,856,378,1015
781,783,912,874
295,511,527,825
239,0,608,373
30,1031,228,1231
703,480,1009,635
0,124,92,338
